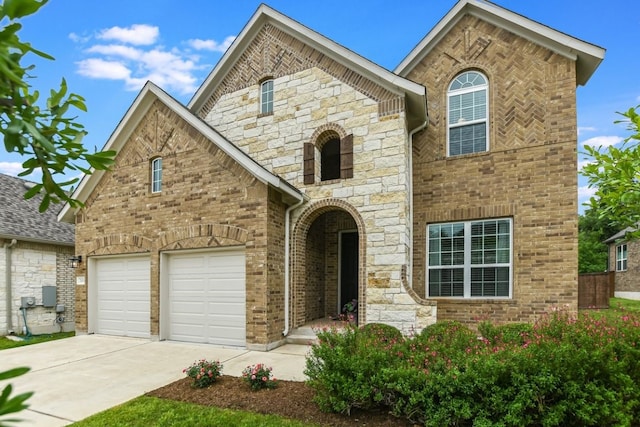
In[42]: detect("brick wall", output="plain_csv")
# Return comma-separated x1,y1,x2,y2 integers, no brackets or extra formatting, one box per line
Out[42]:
74,100,284,346
609,240,640,298
407,15,579,325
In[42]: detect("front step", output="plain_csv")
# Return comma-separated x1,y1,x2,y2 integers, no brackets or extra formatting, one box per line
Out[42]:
285,326,318,345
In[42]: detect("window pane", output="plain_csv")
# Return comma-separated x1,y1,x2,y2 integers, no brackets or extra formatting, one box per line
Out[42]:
450,123,486,156
261,80,274,114
151,158,162,193
471,267,509,297
429,268,464,297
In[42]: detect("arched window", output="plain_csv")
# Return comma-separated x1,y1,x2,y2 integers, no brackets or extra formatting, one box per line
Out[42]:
321,138,340,181
447,71,488,156
151,157,162,193
260,79,274,115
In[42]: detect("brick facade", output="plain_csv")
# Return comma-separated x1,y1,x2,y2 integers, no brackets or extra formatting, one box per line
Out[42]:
407,16,579,325
609,240,640,299
67,2,602,348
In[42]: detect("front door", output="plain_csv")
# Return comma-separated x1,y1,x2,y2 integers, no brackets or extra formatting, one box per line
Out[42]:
340,231,359,313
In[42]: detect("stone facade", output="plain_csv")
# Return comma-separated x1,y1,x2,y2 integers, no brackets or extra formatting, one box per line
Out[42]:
0,239,74,335
407,15,579,325
67,2,602,349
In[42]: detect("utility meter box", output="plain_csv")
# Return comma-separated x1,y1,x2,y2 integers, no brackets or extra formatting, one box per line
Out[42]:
43,286,56,307
21,296,36,308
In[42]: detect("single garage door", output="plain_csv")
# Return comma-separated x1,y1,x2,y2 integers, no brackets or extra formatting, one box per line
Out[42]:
95,256,150,338
168,249,246,347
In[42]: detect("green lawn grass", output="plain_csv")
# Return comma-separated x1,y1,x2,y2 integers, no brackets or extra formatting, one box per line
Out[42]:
0,331,75,350
585,297,640,322
70,396,319,427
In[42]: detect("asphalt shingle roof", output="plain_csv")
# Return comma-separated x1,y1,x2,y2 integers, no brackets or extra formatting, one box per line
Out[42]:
0,173,74,245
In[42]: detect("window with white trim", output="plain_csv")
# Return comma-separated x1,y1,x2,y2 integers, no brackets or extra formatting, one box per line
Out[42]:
260,79,274,114
151,157,162,193
427,218,512,298
616,243,627,271
447,71,488,156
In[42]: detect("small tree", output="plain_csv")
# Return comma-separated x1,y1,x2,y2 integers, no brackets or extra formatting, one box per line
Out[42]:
582,106,640,235
0,0,115,212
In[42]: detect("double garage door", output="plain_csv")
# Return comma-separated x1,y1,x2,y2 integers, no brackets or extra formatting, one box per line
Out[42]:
94,249,246,346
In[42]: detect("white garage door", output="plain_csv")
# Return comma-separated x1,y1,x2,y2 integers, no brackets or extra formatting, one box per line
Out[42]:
168,249,246,347
95,256,150,338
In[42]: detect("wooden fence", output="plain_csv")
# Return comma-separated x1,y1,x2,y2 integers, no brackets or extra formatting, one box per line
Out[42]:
578,271,615,309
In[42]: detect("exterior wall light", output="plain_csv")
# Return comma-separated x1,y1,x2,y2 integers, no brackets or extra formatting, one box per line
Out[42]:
69,255,82,268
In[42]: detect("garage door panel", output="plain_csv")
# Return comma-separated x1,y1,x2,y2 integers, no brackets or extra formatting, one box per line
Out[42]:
168,249,246,347
95,256,150,338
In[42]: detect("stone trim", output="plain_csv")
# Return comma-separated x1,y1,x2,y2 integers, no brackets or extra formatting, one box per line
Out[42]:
158,224,249,250
86,233,153,256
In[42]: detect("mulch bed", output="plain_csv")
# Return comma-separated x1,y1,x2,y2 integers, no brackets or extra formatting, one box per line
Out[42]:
147,375,414,426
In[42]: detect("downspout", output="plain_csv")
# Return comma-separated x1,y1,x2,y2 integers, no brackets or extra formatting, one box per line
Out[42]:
283,197,304,337
4,239,17,333
408,120,428,286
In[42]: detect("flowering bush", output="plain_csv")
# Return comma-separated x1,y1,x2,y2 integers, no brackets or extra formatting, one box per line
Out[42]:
183,359,223,389
306,309,640,426
242,363,277,391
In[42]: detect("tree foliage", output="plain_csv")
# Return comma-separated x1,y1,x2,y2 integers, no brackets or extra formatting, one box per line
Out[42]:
578,208,618,273
582,106,640,232
0,0,115,212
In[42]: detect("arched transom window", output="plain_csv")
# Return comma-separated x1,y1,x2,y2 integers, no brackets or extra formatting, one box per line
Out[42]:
447,71,488,156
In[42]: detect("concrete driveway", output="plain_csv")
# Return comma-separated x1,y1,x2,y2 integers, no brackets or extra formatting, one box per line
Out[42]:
0,335,310,426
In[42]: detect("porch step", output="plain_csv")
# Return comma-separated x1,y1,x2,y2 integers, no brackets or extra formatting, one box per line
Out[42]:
285,326,318,345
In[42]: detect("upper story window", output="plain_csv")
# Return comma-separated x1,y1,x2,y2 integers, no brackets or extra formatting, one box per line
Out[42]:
303,131,353,185
427,218,512,298
151,157,162,193
447,71,488,156
321,138,340,181
616,243,628,271
260,79,274,115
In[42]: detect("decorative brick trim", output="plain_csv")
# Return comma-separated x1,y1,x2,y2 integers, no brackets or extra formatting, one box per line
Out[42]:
197,24,402,119
424,204,515,223
400,265,436,307
86,233,153,256
291,199,367,327
158,224,249,250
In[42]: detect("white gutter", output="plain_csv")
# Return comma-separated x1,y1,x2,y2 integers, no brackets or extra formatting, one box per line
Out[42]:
407,120,428,286
4,239,17,333
282,197,305,337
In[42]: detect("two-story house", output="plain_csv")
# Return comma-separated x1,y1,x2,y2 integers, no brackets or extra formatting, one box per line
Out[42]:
58,0,604,350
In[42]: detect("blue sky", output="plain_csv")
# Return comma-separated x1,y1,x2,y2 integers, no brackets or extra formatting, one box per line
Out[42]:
2,0,637,213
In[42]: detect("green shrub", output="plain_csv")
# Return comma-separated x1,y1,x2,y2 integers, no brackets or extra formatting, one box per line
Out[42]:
478,321,533,345
183,359,223,389
304,323,401,414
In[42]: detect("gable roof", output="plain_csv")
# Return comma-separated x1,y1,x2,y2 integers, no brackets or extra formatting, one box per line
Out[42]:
395,0,605,86
0,173,74,245
604,227,636,244
58,81,304,223
188,4,428,128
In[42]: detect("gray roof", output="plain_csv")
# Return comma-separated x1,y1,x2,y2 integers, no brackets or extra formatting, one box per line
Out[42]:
0,173,74,245
603,227,636,244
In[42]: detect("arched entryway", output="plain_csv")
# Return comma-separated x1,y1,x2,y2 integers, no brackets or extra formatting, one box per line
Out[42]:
291,200,366,328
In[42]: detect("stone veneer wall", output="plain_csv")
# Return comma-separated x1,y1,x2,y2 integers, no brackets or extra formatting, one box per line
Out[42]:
0,239,74,335
203,66,436,333
408,15,579,325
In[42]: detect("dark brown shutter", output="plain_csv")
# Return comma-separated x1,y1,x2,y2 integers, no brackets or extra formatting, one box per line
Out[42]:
303,142,315,185
340,134,353,179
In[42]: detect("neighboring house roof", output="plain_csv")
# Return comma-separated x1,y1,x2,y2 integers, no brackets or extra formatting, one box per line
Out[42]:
0,173,74,245
187,4,428,129
604,227,636,244
395,0,605,86
58,82,305,223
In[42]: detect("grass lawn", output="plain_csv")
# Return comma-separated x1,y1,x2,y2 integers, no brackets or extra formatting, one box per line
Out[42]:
585,297,640,322
0,331,75,350
70,396,319,427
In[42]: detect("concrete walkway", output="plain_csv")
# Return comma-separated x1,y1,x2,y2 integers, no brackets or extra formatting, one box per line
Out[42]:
0,335,311,426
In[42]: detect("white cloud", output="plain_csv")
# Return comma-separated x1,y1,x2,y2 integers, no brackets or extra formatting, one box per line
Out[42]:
86,44,143,60
581,135,624,148
188,36,236,53
577,126,597,136
0,162,25,176
76,58,132,80
578,185,597,201
98,24,159,45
